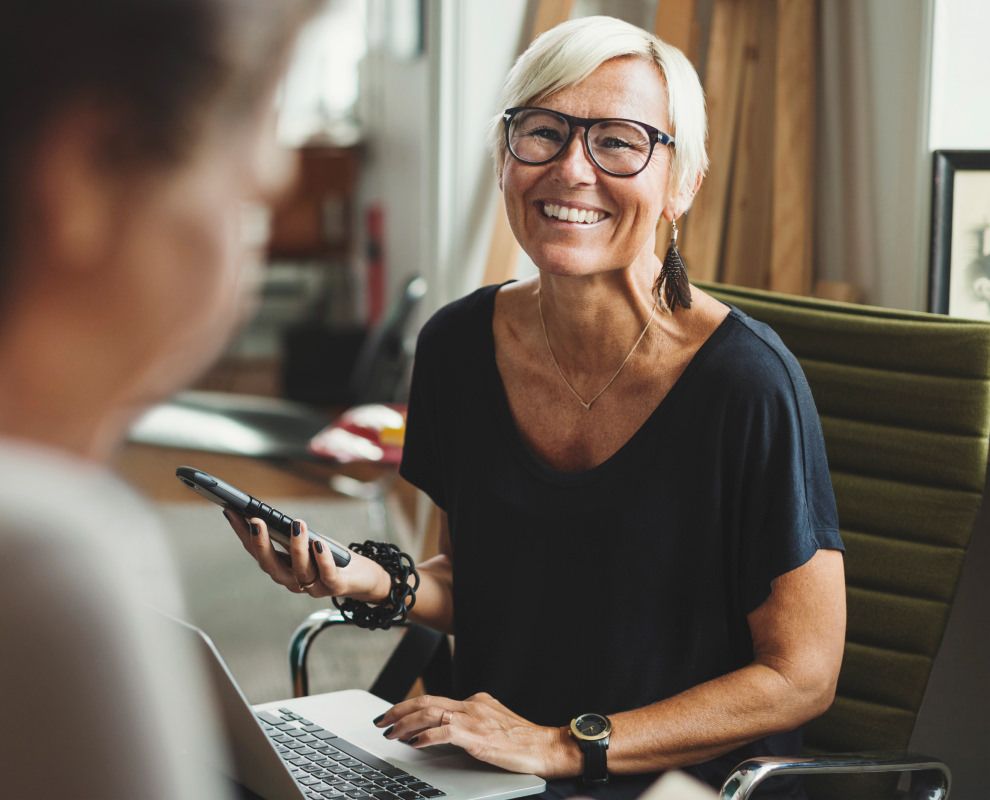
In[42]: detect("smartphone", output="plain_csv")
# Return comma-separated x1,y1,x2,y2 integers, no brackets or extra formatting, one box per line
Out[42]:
175,466,352,567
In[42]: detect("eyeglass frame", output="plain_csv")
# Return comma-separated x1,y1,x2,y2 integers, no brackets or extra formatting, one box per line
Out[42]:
502,106,675,178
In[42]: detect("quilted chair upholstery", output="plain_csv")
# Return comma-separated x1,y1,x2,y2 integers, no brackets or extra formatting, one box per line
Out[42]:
705,283,990,799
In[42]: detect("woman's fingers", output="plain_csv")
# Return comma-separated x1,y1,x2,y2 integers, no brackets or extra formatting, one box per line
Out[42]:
288,518,319,590
386,693,549,775
310,532,340,588
381,706,452,741
225,509,325,596
249,517,301,590
224,509,376,602
375,695,459,730
223,509,253,553
400,718,460,749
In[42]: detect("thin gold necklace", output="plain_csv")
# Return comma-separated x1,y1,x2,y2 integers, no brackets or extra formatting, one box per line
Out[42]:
538,290,658,411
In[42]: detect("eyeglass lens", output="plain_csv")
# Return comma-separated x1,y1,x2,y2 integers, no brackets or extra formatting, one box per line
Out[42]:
507,109,653,175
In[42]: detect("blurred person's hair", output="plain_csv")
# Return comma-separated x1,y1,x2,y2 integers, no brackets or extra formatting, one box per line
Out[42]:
0,0,321,285
488,15,708,198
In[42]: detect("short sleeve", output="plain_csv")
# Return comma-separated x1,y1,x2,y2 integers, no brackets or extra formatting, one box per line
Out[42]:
0,528,231,799
399,325,447,510
734,350,844,614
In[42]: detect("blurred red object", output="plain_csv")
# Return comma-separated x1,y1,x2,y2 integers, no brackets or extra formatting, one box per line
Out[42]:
366,204,385,326
308,403,406,464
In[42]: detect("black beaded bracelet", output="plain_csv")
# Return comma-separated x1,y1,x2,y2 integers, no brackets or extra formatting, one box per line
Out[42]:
332,540,420,630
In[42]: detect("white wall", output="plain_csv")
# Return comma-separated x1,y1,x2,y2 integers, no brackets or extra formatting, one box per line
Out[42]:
424,0,529,310
929,0,990,151
358,1,432,319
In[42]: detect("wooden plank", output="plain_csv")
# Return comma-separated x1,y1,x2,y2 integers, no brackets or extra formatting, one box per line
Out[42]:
721,0,776,288
654,0,699,60
653,0,698,261
482,200,521,286
814,279,861,304
676,0,749,281
530,0,575,39
482,0,575,286
769,0,816,295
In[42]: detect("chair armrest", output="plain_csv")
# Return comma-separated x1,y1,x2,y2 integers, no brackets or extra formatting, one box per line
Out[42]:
719,752,951,800
290,608,450,702
290,609,350,697
290,609,420,698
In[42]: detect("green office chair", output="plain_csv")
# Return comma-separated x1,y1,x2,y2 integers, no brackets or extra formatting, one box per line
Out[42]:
705,283,990,799
290,283,990,800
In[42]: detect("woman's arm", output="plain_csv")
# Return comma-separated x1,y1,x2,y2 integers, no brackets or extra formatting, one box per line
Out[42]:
554,548,846,775
378,549,845,778
224,504,456,634
405,510,455,633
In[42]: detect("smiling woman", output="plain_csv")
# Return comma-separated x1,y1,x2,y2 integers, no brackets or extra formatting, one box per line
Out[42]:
225,15,847,800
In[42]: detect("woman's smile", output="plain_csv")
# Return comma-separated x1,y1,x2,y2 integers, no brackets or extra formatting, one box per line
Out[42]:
536,200,611,226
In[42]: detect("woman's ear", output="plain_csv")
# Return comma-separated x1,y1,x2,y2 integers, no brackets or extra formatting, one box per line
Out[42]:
25,103,122,277
661,171,704,223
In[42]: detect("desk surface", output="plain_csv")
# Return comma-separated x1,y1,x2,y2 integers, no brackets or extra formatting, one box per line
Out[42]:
113,442,402,504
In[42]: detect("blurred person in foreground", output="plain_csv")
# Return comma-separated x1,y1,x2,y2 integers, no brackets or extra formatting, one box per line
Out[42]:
227,16,845,800
0,0,317,796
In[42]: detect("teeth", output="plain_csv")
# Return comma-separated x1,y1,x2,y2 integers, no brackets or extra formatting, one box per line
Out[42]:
541,203,603,225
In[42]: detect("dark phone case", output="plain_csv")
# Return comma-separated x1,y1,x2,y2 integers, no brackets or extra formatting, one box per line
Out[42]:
175,466,352,567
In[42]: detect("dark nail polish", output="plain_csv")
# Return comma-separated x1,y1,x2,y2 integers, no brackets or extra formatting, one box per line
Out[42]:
373,713,386,725
407,736,419,745
292,520,302,537
383,725,394,737
250,521,260,537
314,540,324,554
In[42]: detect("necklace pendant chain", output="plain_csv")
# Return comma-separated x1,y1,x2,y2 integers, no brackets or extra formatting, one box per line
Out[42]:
538,290,658,411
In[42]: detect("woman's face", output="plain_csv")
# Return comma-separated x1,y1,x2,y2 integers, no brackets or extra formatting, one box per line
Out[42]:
500,56,674,278
108,98,292,406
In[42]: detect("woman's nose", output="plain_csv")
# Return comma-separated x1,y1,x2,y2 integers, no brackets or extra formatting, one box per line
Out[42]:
552,130,597,184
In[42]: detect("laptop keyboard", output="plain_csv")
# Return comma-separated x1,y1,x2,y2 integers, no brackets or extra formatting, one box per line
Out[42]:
257,708,448,800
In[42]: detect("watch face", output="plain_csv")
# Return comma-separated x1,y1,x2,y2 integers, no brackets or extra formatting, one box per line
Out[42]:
574,713,611,739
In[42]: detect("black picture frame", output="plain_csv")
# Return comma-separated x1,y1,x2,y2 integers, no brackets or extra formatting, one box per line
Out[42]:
929,150,990,316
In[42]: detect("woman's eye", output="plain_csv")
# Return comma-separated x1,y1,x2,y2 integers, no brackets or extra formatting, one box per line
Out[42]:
525,126,564,142
599,136,634,150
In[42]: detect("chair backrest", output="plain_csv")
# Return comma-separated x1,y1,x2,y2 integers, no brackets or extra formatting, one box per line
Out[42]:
704,283,990,799
348,274,427,404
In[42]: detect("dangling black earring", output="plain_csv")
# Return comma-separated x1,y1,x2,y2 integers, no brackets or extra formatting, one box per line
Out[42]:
654,219,692,311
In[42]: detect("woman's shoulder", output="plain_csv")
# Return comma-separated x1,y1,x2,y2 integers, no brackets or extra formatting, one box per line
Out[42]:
691,295,810,404
418,284,501,342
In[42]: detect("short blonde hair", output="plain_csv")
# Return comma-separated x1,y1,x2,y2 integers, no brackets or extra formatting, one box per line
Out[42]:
488,15,708,198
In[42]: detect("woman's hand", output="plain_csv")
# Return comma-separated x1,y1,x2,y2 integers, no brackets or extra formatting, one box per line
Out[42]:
222,510,391,602
374,693,578,779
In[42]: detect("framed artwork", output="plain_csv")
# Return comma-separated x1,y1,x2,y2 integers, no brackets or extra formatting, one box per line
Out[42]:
929,150,990,318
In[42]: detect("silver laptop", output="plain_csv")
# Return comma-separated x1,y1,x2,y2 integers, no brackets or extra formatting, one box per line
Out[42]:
176,619,546,800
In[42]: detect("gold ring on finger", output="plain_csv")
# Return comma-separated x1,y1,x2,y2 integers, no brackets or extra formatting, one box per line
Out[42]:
440,710,452,726
299,579,317,591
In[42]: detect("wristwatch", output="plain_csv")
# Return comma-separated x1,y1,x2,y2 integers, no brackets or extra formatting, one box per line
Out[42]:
569,712,612,784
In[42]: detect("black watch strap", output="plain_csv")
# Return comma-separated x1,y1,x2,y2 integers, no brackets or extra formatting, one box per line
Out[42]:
580,739,608,783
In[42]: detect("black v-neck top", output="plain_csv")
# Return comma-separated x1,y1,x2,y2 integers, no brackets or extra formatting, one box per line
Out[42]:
400,284,842,798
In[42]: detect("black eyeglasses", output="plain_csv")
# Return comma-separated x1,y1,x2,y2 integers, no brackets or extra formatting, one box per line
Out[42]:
502,106,675,177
